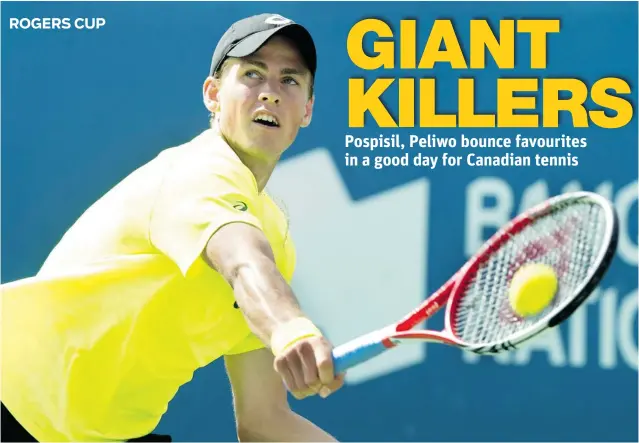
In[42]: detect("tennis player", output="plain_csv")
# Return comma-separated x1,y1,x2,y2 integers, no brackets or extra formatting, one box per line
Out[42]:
1,13,343,442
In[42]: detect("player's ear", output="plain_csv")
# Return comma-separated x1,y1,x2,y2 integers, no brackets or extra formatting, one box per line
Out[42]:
300,94,314,128
203,76,221,114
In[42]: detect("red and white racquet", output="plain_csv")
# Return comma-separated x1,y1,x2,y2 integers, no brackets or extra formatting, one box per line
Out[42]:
332,191,619,373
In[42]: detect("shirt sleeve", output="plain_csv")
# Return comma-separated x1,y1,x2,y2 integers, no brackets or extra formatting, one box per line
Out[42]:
149,150,263,277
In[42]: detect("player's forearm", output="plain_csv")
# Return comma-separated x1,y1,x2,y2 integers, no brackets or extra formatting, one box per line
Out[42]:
204,224,321,350
237,409,338,442
231,254,307,345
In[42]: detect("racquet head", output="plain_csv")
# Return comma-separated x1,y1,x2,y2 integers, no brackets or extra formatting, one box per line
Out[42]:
400,191,619,353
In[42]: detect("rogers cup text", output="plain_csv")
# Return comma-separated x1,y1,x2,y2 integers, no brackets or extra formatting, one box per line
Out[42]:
9,17,106,30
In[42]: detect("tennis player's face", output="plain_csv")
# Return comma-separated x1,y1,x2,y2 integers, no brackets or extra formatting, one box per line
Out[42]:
211,36,314,158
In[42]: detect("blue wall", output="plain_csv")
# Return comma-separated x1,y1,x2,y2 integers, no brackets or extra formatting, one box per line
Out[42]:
3,2,637,441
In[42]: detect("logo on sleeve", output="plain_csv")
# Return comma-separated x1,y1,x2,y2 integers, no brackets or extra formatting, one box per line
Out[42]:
233,201,248,211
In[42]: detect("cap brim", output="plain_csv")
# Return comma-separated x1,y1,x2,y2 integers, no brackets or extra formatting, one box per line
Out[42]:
226,24,316,74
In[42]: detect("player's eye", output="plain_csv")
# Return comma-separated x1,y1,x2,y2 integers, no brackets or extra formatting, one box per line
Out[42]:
245,70,261,79
282,76,299,86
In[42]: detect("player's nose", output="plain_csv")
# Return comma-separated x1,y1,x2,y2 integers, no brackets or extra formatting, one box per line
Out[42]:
258,79,282,105
258,90,281,105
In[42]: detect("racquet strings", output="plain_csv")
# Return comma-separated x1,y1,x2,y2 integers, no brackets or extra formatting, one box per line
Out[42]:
452,199,608,346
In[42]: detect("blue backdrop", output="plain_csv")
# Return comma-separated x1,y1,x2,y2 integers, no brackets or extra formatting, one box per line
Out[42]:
2,2,637,442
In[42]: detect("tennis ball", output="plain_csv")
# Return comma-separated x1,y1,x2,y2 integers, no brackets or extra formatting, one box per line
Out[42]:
508,263,558,317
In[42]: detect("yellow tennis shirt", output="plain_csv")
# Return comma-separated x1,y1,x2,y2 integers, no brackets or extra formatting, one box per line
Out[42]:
1,129,296,442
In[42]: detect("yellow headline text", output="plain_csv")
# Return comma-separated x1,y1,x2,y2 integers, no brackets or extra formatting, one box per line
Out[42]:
346,19,634,128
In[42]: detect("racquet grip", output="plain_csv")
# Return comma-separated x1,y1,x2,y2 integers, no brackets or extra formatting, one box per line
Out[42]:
332,328,394,373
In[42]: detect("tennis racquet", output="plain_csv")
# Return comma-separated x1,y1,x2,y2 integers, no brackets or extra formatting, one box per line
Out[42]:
332,191,619,373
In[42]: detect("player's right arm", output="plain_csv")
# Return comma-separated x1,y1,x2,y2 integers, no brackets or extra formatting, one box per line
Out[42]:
225,347,339,442
203,222,344,399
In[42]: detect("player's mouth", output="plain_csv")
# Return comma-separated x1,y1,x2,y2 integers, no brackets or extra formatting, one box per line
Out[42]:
252,111,280,129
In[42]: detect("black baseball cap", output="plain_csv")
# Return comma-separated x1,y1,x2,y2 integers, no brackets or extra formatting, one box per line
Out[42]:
209,13,317,78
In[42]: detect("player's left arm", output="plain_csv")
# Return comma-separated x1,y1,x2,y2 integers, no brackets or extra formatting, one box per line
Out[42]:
224,348,338,442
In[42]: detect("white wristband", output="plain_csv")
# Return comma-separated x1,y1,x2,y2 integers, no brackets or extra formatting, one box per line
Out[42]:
270,317,323,357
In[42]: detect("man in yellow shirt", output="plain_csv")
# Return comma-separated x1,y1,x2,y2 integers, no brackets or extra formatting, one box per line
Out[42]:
2,13,344,442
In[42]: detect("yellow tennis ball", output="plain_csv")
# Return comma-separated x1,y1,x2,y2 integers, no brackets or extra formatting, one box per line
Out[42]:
508,263,558,317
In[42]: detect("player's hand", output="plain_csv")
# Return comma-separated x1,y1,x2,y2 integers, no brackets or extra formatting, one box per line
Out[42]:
273,335,345,400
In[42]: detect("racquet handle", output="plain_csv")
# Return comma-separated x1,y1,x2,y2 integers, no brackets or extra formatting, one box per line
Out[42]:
332,327,396,373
